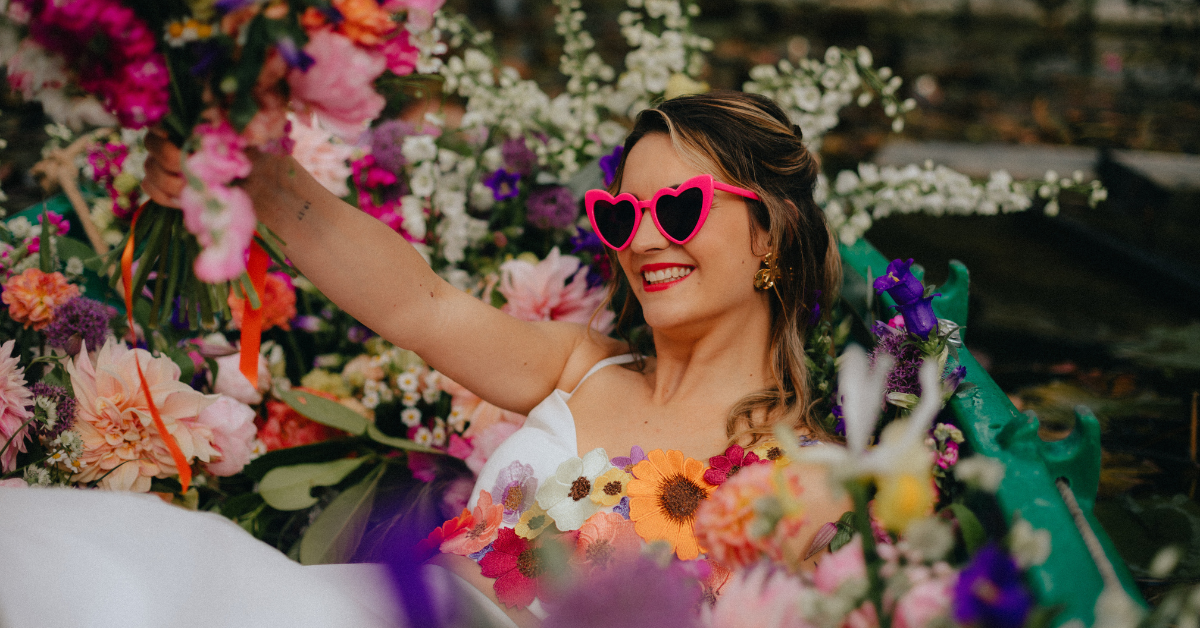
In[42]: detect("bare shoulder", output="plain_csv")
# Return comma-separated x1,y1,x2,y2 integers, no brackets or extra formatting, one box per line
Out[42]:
553,326,630,393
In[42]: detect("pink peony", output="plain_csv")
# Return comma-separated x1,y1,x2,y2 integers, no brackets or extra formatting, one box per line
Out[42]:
67,339,220,492
287,30,386,142
814,535,868,594
893,574,953,628
0,340,34,473
701,565,815,628
498,247,614,333
210,351,271,405
439,376,526,443
289,113,354,197
464,421,520,475
196,395,258,476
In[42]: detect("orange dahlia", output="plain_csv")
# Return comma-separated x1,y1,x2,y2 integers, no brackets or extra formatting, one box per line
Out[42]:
2,268,80,330
228,272,296,331
628,448,715,560
332,0,397,46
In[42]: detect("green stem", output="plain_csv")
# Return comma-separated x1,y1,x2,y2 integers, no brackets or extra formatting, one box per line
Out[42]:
848,480,891,628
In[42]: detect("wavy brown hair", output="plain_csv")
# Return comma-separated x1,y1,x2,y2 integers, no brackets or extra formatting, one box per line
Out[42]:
603,90,842,445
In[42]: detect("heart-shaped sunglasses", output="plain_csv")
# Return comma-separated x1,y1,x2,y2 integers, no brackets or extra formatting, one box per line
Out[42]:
584,174,761,250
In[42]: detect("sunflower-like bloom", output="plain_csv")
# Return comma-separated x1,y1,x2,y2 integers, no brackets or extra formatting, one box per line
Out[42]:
628,449,714,560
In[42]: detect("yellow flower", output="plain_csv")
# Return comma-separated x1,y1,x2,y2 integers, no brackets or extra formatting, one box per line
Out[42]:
515,502,553,539
873,471,935,534
752,440,791,467
590,467,633,507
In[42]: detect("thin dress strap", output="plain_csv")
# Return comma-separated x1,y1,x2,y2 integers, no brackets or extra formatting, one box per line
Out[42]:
568,354,636,396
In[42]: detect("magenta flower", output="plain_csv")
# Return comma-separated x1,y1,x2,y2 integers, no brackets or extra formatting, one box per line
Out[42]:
703,444,766,486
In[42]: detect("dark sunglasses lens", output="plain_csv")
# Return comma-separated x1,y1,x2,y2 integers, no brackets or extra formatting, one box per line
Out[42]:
654,187,705,241
592,199,637,247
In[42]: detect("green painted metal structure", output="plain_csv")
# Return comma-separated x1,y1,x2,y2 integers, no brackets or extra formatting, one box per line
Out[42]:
839,238,1145,626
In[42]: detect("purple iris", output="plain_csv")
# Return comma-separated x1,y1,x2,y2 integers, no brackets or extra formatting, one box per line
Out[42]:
809,290,823,326
484,169,521,201
873,258,924,306
830,405,846,436
952,544,1033,628
599,145,624,186
946,365,968,390
276,37,315,72
897,294,938,339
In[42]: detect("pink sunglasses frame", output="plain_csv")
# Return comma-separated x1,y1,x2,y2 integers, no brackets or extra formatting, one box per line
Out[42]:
584,174,761,250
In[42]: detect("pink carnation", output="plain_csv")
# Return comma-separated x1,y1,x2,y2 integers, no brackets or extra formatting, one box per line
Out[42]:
67,339,220,492
289,114,354,197
0,340,34,473
196,395,258,476
814,535,867,594
187,120,253,186
182,182,257,282
378,30,419,76
287,30,386,142
498,247,614,333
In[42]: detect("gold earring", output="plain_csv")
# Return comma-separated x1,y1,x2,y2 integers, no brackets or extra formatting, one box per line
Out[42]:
754,252,777,291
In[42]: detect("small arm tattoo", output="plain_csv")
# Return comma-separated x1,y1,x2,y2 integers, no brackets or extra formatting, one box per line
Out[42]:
297,200,311,221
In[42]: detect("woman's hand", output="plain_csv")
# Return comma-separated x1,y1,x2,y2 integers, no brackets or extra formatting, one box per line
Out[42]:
140,128,185,208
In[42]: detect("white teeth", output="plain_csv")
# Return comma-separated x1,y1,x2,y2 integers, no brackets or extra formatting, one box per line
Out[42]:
643,267,692,285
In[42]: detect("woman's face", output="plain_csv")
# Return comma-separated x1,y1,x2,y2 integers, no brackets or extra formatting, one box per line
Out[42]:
617,133,771,333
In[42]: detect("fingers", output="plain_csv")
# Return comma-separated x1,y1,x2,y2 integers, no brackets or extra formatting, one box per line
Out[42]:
144,128,183,175
141,156,184,208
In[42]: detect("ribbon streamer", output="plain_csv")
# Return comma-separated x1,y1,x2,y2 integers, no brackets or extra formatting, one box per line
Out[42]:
238,239,269,390
122,203,192,493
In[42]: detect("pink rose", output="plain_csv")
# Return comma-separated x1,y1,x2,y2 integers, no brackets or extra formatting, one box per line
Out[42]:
892,576,953,628
814,535,867,594
211,352,271,405
287,31,386,142
197,395,258,476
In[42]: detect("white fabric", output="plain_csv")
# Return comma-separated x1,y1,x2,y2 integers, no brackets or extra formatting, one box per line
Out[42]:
468,354,636,510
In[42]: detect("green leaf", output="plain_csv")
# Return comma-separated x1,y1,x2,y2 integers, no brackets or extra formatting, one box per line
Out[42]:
829,510,857,552
277,388,369,435
39,204,53,272
242,439,361,481
160,343,195,385
947,503,987,554
258,457,368,511
299,465,384,565
365,423,442,454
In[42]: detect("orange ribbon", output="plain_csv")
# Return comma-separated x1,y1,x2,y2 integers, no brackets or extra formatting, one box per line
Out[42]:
123,203,192,493
238,239,269,390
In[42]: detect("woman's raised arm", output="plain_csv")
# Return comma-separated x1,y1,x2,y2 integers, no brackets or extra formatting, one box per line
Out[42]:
142,130,609,414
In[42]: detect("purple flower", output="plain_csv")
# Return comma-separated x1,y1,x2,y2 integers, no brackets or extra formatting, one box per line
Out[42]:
371,119,418,173
491,460,538,524
275,36,315,72
871,322,923,396
484,169,521,201
501,137,537,176
897,294,938,339
873,258,924,306
43,297,112,356
946,365,967,390
214,0,258,13
347,325,374,343
831,404,846,436
614,496,630,519
598,145,624,187
526,186,578,230
27,383,76,439
611,446,647,474
809,289,823,326
542,555,703,628
952,544,1032,628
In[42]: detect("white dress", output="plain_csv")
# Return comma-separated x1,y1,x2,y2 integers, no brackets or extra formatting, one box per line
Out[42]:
0,355,636,628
